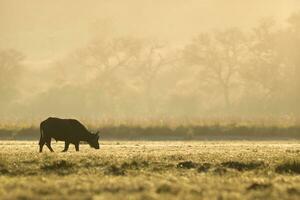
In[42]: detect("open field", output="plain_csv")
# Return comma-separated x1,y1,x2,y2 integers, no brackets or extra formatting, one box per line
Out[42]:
0,141,300,200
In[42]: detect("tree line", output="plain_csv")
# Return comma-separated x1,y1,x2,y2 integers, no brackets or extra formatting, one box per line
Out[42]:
1,13,300,121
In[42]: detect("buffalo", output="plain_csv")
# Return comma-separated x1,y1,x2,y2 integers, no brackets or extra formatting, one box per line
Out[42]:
39,117,99,152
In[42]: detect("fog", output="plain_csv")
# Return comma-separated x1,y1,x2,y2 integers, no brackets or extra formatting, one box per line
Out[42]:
1,0,300,122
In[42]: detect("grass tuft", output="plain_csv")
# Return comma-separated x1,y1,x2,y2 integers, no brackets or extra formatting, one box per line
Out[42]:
212,167,227,175
0,158,9,175
275,160,300,174
197,163,212,173
177,161,197,169
0,164,9,175
221,161,264,171
287,187,300,195
41,160,75,175
105,165,126,176
247,183,272,190
156,184,179,194
121,160,140,170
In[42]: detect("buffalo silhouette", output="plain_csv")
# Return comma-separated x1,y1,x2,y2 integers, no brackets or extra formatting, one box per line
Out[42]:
39,117,99,152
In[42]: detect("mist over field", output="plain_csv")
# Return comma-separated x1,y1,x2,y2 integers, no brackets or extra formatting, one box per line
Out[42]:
0,0,300,123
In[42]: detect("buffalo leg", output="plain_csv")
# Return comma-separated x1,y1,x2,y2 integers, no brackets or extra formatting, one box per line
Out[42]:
62,142,70,152
75,143,79,151
45,138,54,152
39,138,45,153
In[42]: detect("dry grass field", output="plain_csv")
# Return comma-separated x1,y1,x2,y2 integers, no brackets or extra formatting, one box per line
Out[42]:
0,140,299,200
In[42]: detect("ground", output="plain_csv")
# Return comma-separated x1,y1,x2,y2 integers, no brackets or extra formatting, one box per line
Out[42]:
0,141,299,200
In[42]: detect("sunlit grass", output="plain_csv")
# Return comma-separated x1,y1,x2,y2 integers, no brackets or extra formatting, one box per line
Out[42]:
0,141,299,199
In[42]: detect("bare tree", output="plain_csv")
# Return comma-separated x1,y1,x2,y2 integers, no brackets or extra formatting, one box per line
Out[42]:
132,41,175,114
79,37,143,87
183,28,246,109
240,19,284,102
74,36,145,115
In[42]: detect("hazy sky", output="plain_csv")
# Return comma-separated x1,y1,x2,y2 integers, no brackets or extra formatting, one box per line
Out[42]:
1,0,300,64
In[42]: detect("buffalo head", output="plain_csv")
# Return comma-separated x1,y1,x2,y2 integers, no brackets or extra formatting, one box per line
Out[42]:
88,131,100,149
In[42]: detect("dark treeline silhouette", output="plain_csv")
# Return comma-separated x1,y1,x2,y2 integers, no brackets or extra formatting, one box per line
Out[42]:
1,123,300,140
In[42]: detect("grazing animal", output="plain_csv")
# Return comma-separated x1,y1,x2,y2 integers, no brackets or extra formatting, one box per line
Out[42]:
39,117,99,152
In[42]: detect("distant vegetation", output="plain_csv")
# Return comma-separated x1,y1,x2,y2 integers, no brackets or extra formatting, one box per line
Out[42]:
0,117,299,140
1,12,300,120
